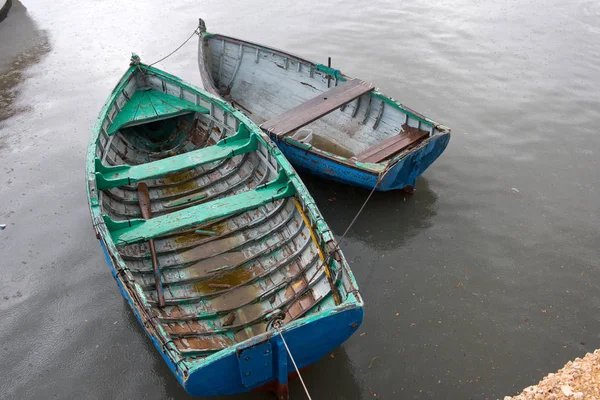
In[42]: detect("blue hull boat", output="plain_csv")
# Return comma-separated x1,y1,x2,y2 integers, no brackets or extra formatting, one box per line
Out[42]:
87,56,363,398
197,19,451,192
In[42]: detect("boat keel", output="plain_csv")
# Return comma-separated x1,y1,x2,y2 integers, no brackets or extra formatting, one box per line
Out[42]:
276,381,289,400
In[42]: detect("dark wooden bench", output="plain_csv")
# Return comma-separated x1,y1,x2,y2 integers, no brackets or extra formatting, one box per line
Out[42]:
355,126,429,163
260,78,374,136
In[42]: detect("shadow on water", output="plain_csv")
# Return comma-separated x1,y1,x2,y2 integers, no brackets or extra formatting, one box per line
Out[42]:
300,171,438,251
0,0,51,122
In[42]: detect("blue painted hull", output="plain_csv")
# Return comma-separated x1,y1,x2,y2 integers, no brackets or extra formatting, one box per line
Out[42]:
99,241,363,397
185,305,363,396
274,132,451,191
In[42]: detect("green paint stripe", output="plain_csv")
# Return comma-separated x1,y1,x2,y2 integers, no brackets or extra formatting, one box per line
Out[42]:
105,170,295,245
95,131,258,190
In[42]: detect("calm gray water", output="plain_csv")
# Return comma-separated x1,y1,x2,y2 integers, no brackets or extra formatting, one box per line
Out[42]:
1,0,599,399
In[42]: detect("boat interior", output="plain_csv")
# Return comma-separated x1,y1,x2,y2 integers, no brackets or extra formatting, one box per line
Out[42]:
200,34,446,163
91,68,353,362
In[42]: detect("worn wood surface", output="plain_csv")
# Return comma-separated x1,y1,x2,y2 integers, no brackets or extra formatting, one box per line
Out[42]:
137,182,165,307
199,34,447,160
260,78,374,136
355,126,429,163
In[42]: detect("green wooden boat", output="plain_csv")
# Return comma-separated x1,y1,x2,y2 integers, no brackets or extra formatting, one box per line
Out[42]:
86,55,363,398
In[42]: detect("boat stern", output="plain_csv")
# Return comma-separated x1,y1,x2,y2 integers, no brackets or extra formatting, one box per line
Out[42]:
378,130,451,191
182,300,364,397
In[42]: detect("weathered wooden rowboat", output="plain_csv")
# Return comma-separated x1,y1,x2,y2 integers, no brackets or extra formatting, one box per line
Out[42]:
197,19,451,192
86,55,363,398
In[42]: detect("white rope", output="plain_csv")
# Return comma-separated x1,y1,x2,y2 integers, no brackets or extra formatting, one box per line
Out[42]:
306,164,395,284
335,164,393,249
142,28,200,72
274,322,313,400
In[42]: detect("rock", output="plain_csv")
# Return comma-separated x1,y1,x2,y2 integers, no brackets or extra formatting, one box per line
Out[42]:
561,385,573,396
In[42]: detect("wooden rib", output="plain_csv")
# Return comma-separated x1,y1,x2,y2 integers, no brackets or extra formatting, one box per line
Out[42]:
152,230,314,300
293,199,341,305
137,206,301,286
227,44,244,89
351,96,362,118
104,153,250,206
156,247,318,311
361,94,372,125
101,154,263,219
121,199,289,260
373,101,384,130
137,182,165,307
164,267,327,334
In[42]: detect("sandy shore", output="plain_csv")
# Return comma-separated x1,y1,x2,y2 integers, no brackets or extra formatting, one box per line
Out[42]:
506,350,600,399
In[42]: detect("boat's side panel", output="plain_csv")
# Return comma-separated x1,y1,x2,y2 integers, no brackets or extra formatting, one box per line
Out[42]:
379,131,452,191
98,241,188,387
275,132,451,191
275,138,379,190
184,304,364,396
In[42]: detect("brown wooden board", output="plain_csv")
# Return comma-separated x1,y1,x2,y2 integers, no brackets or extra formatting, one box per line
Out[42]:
260,78,374,136
355,126,429,163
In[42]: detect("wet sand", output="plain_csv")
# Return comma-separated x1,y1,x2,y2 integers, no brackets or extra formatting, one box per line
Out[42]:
1,0,599,399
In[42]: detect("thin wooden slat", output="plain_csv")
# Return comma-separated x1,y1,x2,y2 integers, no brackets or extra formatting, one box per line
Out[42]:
103,170,295,245
355,127,429,164
260,78,374,137
95,129,257,190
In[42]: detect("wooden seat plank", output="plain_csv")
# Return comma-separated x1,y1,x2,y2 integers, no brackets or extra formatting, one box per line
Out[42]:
95,126,257,190
261,78,374,136
355,127,429,164
103,170,296,246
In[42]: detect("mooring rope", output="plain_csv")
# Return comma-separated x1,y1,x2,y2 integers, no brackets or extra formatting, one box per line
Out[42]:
143,27,200,72
273,320,313,400
335,166,391,249
306,164,394,285
269,167,394,398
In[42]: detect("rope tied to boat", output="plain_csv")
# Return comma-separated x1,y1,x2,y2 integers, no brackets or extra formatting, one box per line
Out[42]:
272,319,313,400
334,165,393,249
313,164,395,288
137,27,201,73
